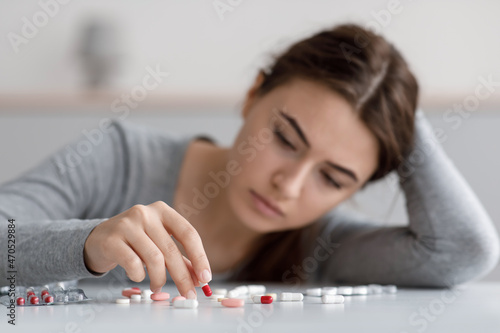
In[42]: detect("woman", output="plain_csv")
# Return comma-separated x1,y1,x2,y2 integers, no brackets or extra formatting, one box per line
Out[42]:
1,24,498,299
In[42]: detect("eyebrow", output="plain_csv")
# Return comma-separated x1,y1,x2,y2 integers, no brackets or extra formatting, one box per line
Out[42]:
277,109,359,183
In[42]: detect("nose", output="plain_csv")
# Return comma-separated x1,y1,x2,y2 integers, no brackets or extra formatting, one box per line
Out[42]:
272,161,310,199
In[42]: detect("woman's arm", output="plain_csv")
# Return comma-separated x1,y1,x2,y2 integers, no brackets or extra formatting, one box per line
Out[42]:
315,110,500,287
0,121,128,286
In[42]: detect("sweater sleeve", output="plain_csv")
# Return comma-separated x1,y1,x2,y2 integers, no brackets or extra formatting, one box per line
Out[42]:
314,109,500,288
0,120,130,286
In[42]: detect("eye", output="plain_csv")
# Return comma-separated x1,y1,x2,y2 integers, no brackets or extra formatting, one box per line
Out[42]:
320,171,342,189
273,128,296,151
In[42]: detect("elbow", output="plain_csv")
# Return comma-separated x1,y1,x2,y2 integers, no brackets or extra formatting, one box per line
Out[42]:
426,230,500,288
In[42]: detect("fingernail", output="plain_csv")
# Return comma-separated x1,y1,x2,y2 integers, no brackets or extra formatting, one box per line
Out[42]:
186,290,197,300
201,269,212,283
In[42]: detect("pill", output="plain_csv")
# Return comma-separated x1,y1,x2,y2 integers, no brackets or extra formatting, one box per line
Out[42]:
252,295,273,304
210,294,225,300
115,298,130,304
352,286,369,295
382,285,397,294
228,289,240,298
171,296,186,303
201,283,212,297
337,286,353,295
29,296,39,305
213,288,227,295
279,293,303,301
130,294,142,301
26,290,35,297
248,285,266,295
43,295,54,303
141,290,153,300
306,288,322,297
16,297,25,306
321,287,338,296
131,287,141,291
173,299,199,309
151,292,170,301
321,295,345,304
221,298,245,308
217,297,228,302
368,284,383,294
265,293,277,300
41,289,49,297
122,288,141,298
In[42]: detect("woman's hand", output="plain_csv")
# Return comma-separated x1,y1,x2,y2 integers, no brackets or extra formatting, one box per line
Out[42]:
83,201,211,298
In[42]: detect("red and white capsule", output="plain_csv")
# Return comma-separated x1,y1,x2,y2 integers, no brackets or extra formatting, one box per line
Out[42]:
201,283,212,297
252,295,273,304
43,294,54,303
29,296,39,305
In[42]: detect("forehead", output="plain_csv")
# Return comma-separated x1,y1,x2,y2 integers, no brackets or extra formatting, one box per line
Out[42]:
262,79,379,180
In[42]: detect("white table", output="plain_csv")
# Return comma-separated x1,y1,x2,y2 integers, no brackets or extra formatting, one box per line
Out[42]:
2,281,499,332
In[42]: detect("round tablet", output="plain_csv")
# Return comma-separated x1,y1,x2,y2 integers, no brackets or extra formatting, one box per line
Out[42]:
151,292,170,301
171,296,186,303
221,298,245,308
115,298,130,304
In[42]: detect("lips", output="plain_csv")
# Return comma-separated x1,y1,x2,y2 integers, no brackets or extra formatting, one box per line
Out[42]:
250,190,284,216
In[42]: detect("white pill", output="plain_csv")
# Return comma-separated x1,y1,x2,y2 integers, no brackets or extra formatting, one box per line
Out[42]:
115,298,130,304
306,288,322,297
141,290,153,299
368,284,383,294
352,286,369,295
210,294,225,300
235,285,249,294
173,299,199,309
213,288,227,296
337,286,353,295
321,287,338,296
248,285,266,295
228,289,241,298
382,285,398,294
130,294,142,301
280,293,303,301
321,295,345,304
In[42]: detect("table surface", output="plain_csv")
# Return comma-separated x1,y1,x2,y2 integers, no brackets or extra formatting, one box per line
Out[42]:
2,281,499,333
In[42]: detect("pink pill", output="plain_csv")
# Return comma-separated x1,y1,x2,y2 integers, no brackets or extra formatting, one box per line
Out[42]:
221,298,245,308
122,288,142,298
151,292,170,301
171,296,186,303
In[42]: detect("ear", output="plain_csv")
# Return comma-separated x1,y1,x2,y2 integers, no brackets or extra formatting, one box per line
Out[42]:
241,70,266,119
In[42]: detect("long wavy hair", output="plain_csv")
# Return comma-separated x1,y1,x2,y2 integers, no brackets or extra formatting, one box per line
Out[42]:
229,23,419,283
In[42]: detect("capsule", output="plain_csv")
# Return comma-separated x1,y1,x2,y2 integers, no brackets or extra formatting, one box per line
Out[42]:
41,289,50,297
382,285,397,294
213,288,227,296
337,286,353,295
252,295,273,304
173,299,199,309
368,284,383,294
201,283,212,297
43,295,54,304
16,297,25,306
321,287,338,296
352,286,368,295
321,295,345,304
279,293,303,301
29,296,39,305
248,285,266,295
306,288,322,297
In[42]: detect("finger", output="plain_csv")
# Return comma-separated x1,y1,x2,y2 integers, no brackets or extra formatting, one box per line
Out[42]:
125,232,167,294
183,256,200,287
111,239,147,283
150,201,212,284
141,216,197,298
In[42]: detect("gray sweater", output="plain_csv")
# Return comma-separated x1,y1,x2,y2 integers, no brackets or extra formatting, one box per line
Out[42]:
1,110,499,288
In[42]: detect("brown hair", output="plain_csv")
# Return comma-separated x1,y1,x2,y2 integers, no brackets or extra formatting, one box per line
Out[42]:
230,23,419,283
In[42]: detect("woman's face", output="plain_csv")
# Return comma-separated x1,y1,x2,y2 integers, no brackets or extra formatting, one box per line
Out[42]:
226,77,379,233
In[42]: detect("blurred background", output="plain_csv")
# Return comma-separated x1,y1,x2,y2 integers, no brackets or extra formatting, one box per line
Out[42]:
1,0,499,280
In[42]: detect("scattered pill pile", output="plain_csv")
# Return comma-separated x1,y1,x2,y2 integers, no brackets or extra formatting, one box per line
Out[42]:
115,283,397,309
0,285,89,307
